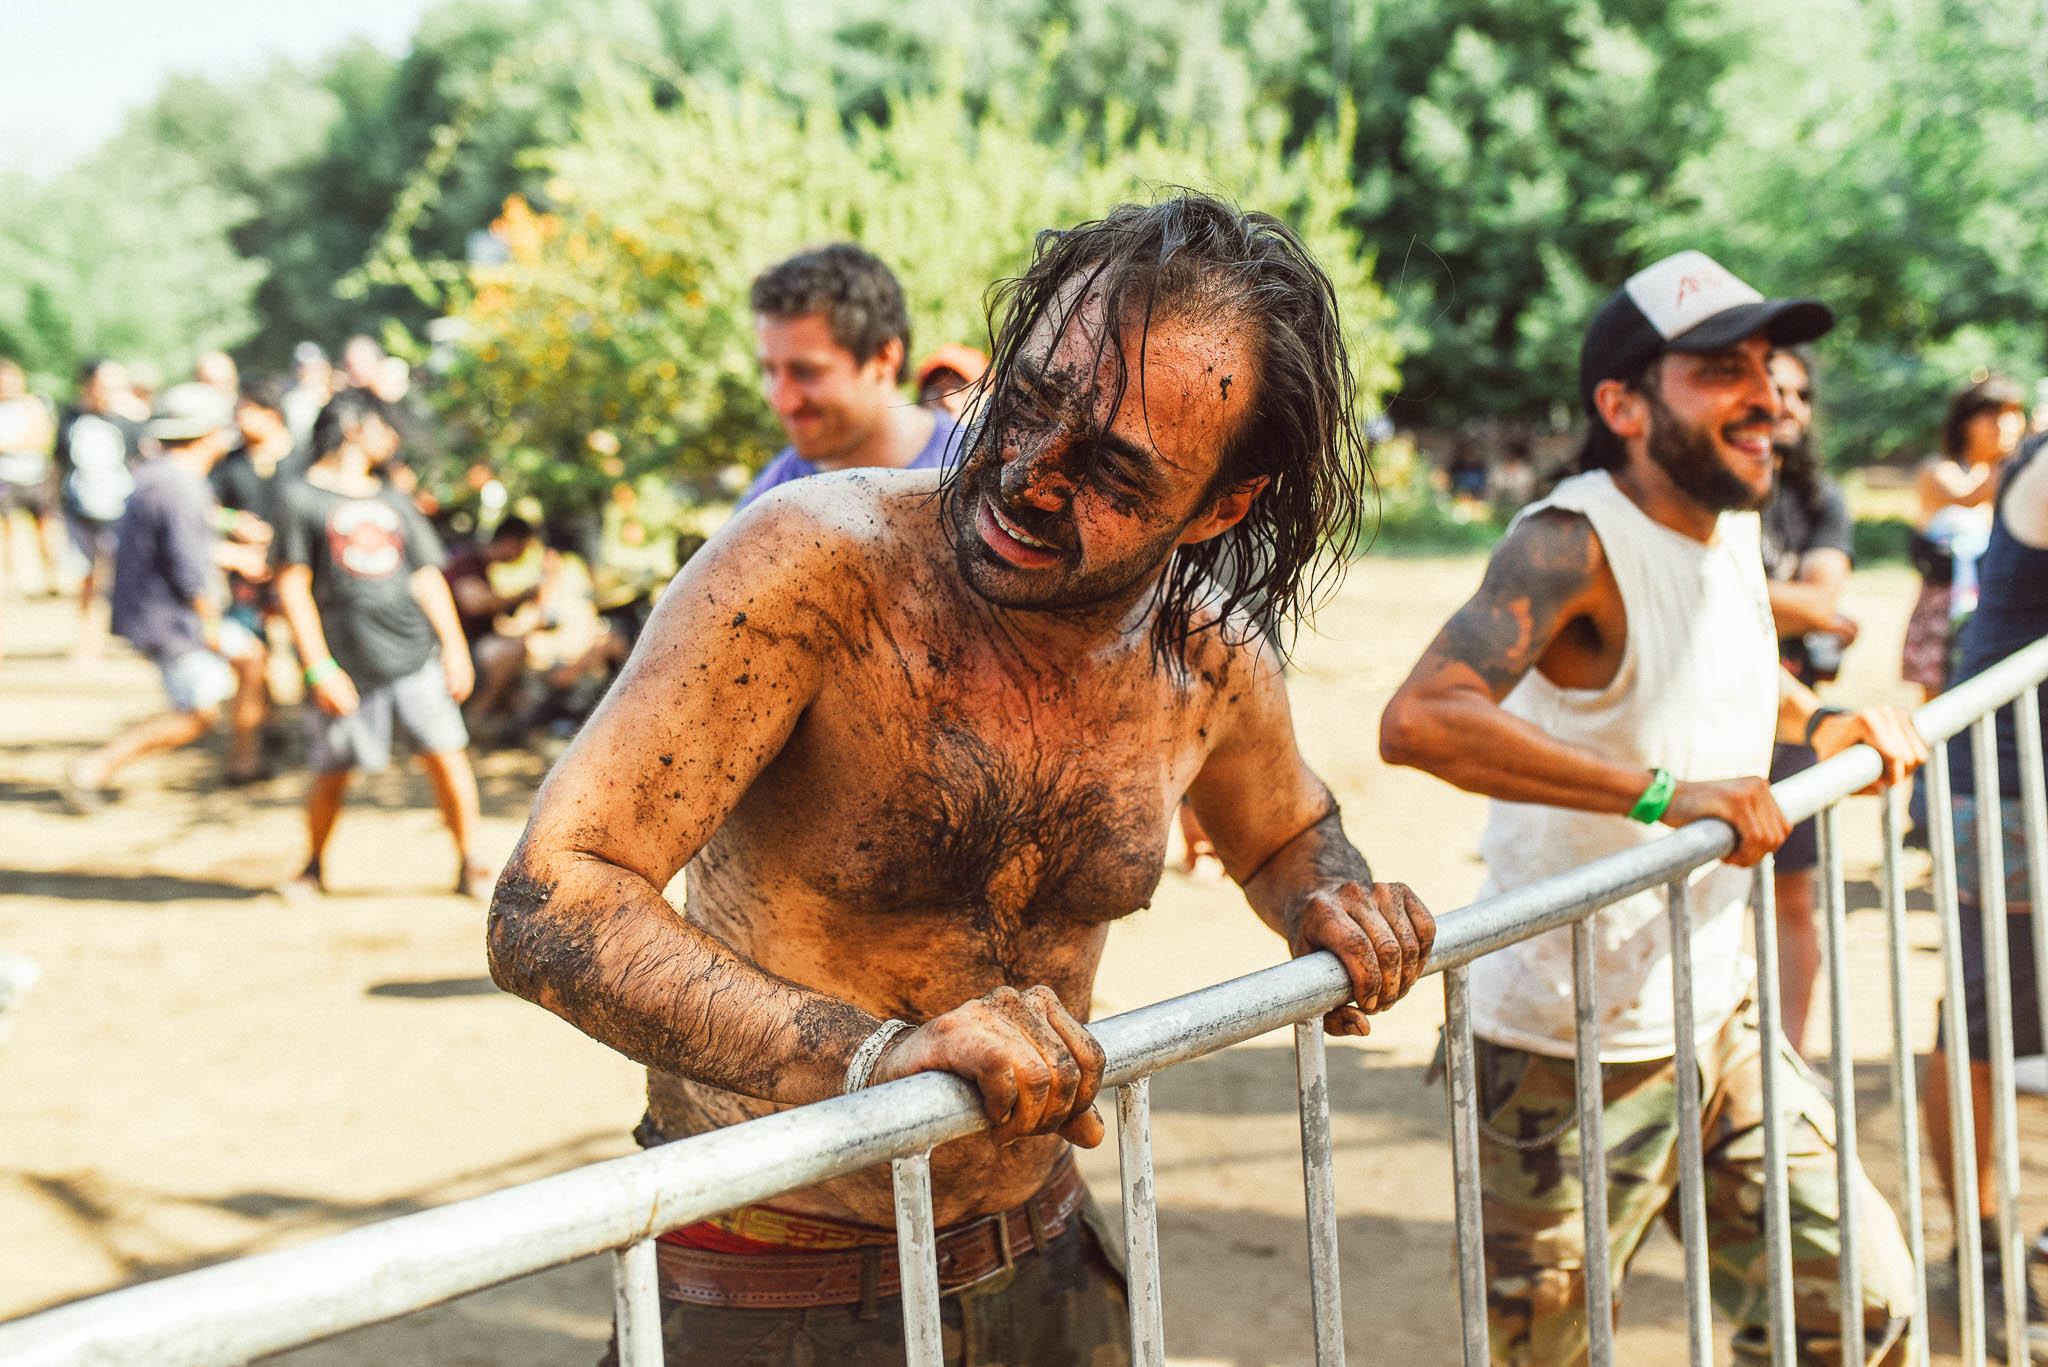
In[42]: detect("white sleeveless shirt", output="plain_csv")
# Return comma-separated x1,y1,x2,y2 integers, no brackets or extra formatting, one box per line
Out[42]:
1467,471,1779,1061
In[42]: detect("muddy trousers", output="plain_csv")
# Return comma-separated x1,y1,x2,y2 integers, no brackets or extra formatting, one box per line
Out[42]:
605,1198,1131,1367
1476,1001,1914,1367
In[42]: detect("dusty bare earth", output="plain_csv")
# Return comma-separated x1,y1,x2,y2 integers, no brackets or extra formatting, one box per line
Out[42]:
2,553,2043,1366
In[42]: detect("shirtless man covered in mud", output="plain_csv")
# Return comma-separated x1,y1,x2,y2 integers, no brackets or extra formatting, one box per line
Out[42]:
489,194,1435,1366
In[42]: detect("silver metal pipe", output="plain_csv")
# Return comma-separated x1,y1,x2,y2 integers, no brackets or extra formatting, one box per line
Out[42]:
1819,803,1864,1363
1752,857,1797,1364
2013,690,2048,1145
610,1239,662,1367
1880,787,1931,1367
1293,1021,1347,1367
891,1152,944,1367
1665,878,1712,1367
1443,968,1492,1367
1970,716,2028,1364
1118,1078,1166,1367
1928,744,1987,1363
1572,920,1615,1367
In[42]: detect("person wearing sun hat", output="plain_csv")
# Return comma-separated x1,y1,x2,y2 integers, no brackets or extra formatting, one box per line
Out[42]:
1383,249,1927,1365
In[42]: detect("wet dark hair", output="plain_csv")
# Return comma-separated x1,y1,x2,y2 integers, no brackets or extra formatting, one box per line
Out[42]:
750,243,912,383
1942,374,2027,460
1575,355,1663,474
309,387,395,460
939,192,1372,663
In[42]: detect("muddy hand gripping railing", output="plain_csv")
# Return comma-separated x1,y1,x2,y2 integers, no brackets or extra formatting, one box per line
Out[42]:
5,636,2048,1367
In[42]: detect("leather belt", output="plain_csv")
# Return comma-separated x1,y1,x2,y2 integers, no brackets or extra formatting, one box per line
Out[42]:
654,1153,1089,1309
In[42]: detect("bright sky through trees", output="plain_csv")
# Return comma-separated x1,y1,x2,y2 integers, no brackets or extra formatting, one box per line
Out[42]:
0,0,437,177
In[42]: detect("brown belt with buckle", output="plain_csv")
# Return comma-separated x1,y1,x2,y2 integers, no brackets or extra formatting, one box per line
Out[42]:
654,1152,1089,1309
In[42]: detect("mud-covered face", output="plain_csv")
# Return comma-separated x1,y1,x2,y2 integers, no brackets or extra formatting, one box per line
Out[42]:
948,293,1257,616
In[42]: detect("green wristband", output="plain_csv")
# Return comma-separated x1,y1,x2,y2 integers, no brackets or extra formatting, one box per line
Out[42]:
1628,767,1676,824
304,656,341,686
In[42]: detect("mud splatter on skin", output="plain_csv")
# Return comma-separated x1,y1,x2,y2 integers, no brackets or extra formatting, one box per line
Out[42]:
1220,374,1233,401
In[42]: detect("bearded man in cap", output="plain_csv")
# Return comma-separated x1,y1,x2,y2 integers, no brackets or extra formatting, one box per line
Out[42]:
62,383,270,808
1381,252,1925,1365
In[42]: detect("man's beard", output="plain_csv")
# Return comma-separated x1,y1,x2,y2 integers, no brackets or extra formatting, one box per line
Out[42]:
1645,390,1769,513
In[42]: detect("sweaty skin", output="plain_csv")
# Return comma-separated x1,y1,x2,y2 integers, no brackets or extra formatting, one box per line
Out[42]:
491,305,1433,1230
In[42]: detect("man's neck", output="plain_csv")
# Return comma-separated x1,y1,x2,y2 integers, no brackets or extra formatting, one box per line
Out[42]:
811,403,936,473
1609,460,1722,544
308,450,380,495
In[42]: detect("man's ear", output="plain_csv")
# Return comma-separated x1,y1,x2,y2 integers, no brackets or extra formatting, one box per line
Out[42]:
1177,476,1270,547
869,337,906,387
1592,377,1649,441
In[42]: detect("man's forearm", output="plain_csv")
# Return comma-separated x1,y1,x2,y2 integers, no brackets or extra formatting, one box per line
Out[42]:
1240,807,1371,942
410,568,470,661
274,571,334,667
1384,690,1660,815
487,846,884,1105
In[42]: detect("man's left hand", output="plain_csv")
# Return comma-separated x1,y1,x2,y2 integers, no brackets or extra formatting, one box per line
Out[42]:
1288,882,1435,1037
1812,706,1928,791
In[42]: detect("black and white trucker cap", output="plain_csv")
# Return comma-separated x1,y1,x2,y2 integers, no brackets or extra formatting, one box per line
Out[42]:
1577,250,1834,415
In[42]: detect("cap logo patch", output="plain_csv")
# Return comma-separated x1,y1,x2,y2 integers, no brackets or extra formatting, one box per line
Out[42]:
1624,250,1763,341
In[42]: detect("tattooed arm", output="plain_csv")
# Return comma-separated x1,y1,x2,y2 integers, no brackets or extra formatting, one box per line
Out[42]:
1187,638,1434,1036
1379,507,1790,866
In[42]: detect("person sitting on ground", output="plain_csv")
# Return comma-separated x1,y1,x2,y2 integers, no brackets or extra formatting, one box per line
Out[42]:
271,389,486,898
63,384,269,806
488,194,1437,1365
914,343,990,419
443,515,541,741
738,243,959,509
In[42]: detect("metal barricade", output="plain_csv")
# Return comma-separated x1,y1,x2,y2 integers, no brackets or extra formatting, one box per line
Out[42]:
5,635,2048,1366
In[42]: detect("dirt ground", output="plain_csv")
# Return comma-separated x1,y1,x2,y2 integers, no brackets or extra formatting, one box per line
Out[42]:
2,552,2043,1366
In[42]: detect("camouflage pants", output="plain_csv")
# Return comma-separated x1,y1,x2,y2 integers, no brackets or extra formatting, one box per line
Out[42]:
1477,1001,1914,1366
605,1195,1131,1367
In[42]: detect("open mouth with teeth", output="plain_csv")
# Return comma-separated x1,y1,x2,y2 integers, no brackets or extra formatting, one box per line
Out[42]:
976,493,1066,568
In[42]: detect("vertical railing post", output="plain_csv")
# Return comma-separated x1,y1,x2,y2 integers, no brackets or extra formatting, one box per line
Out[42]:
1665,877,1712,1367
891,1153,945,1367
1571,920,1615,1367
1118,1078,1167,1367
1443,968,1492,1367
2014,688,2048,1104
611,1238,663,1367
1927,743,1986,1363
1880,785,1931,1367
1818,803,1863,1361
1752,856,1797,1363
1293,1022,1347,1366
1970,714,2028,1362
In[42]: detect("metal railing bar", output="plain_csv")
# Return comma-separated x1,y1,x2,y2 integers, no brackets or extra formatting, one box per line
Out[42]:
1751,856,1798,1364
1292,1021,1347,1367
610,1238,662,1367
1666,877,1713,1367
2015,689,2048,1117
8,637,2048,1367
890,1153,944,1367
1928,744,1987,1363
1572,920,1616,1367
1117,1079,1167,1367
1880,787,1932,1367
1970,717,2028,1365
1820,804,1865,1363
1443,968,1491,1367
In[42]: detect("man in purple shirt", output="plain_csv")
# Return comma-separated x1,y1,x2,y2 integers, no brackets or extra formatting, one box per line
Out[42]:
62,384,269,809
737,243,958,509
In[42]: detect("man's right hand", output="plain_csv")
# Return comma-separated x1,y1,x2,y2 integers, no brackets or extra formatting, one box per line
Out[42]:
869,985,1108,1149
1661,776,1788,867
312,670,361,718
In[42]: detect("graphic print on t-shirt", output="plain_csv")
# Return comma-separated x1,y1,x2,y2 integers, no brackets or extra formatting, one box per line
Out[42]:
328,499,406,579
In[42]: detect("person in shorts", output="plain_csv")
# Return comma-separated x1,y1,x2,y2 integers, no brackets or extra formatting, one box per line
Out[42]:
63,384,268,807
1924,424,2048,1361
271,388,486,898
